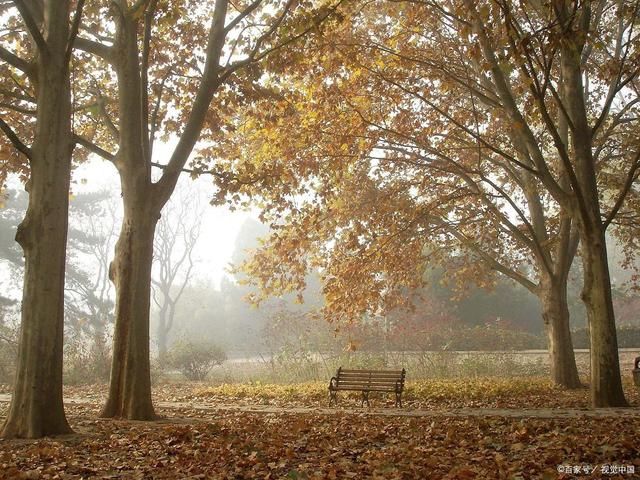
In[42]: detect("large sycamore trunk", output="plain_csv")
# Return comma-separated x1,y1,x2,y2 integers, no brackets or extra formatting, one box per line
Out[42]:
540,282,581,389
2,2,73,438
100,10,160,419
581,229,627,407
2,120,73,438
559,21,627,408
101,0,226,418
101,201,159,419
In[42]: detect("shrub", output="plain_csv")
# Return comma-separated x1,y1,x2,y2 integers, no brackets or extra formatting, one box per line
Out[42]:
571,326,640,348
418,323,546,351
63,332,112,385
0,330,17,384
167,340,226,381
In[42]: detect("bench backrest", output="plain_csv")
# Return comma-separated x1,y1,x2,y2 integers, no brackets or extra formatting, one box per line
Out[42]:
335,367,406,391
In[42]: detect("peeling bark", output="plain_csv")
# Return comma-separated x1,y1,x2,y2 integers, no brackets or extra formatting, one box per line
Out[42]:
2,1,75,438
559,13,627,406
101,1,228,419
540,279,581,389
101,202,159,419
581,229,627,407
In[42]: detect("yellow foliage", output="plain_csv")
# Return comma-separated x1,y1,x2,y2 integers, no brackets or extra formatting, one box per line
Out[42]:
195,377,561,405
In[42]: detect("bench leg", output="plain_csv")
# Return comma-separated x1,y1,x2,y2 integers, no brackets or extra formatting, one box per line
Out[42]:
395,391,402,408
361,390,370,408
329,390,337,407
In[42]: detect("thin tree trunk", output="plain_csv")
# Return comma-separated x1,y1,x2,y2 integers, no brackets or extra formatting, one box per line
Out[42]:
540,280,581,389
101,203,159,419
2,1,74,439
157,312,168,366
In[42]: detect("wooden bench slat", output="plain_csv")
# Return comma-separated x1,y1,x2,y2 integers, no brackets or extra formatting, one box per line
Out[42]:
335,383,398,388
335,387,396,393
339,379,400,382
337,378,400,381
337,382,399,386
336,377,400,381
340,370,402,377
337,376,401,381
338,379,402,386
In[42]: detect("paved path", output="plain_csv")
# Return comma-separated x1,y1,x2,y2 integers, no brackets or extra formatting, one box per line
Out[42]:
1,394,639,419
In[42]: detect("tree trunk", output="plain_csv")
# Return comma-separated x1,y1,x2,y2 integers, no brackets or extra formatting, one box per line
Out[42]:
540,281,581,389
100,0,228,418
581,229,627,407
157,313,168,366
557,9,627,408
101,201,159,419
1,1,73,439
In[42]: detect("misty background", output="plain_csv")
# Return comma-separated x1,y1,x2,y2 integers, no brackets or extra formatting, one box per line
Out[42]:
1,160,639,384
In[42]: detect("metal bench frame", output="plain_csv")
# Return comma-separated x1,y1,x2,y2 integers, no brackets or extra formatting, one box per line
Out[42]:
328,367,406,407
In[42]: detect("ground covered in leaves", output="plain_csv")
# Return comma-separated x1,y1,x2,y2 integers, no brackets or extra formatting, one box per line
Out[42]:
0,378,639,479
44,376,640,410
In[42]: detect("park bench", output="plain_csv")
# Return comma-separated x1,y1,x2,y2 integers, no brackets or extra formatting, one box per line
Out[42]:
328,367,406,407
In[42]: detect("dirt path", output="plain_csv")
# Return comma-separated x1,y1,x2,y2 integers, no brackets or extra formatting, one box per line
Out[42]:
1,393,639,419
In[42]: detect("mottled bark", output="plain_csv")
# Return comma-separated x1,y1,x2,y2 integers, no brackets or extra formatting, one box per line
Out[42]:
559,13,627,406
101,201,159,419
540,280,581,389
2,1,75,438
581,229,627,406
100,8,159,419
101,0,228,419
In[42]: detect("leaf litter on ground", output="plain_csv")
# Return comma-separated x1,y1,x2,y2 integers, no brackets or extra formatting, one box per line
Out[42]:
0,377,639,479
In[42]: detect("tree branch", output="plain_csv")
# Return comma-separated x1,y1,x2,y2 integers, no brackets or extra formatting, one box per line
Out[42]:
223,0,345,80
0,116,31,159
0,101,36,115
154,0,229,204
224,0,263,34
74,37,114,63
0,45,32,75
604,150,640,229
65,0,85,64
141,0,159,165
73,134,116,161
13,0,47,53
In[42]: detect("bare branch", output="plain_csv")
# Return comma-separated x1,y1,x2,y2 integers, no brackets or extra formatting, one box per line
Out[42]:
424,213,538,294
